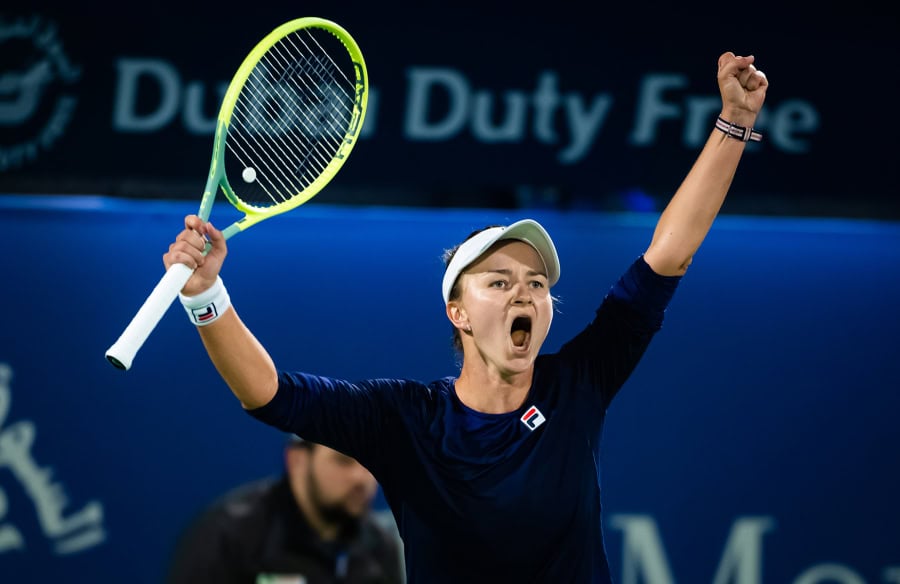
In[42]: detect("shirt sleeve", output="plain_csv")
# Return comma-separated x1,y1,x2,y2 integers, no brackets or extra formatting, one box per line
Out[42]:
606,254,681,326
556,255,681,408
245,372,402,471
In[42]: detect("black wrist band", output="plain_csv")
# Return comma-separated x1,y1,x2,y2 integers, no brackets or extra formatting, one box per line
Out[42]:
715,116,762,142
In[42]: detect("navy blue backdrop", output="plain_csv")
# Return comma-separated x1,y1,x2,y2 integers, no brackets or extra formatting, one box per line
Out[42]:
0,195,898,582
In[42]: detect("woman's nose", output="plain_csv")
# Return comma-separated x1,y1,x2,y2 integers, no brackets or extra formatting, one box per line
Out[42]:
512,284,533,304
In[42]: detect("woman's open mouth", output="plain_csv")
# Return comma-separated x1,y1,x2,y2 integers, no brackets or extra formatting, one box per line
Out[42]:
511,316,532,348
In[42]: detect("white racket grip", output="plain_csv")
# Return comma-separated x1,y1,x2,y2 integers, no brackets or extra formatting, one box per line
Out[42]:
105,262,194,371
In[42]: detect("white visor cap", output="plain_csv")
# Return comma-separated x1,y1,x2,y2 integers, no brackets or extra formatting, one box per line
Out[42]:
442,219,560,303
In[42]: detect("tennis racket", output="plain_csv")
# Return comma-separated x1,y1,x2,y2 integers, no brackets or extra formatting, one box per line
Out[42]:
105,17,368,371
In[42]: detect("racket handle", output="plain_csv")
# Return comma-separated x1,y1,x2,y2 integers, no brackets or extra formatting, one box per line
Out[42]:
105,263,194,371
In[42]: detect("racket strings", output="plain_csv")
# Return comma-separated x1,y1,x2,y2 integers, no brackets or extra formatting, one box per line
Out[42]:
231,50,347,202
230,67,326,204
229,55,345,203
263,48,348,178
225,28,358,208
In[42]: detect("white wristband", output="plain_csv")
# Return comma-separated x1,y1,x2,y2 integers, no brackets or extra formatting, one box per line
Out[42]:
179,276,231,326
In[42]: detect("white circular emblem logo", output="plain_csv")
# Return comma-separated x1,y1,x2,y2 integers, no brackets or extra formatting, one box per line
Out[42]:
0,15,81,171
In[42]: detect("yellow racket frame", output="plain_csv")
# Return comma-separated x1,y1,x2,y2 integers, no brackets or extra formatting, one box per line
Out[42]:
200,17,368,239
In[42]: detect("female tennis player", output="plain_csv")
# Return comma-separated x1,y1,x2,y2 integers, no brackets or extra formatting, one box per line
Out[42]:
164,52,767,583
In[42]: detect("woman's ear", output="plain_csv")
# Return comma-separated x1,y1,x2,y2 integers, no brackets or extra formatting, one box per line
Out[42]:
446,302,469,332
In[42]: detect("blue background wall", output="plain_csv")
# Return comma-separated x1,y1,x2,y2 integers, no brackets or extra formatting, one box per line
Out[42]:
0,196,898,582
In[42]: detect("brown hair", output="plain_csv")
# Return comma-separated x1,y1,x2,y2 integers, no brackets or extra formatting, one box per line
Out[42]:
442,226,501,355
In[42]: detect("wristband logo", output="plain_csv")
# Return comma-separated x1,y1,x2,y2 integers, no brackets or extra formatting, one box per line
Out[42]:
0,15,81,171
520,405,546,431
191,303,218,324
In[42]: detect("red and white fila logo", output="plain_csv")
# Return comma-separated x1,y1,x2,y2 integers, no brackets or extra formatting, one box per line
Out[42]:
520,405,545,431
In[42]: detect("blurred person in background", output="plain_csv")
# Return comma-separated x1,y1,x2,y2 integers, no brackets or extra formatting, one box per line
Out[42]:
167,437,403,584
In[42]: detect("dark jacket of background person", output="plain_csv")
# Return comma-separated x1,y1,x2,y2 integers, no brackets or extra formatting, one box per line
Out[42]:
167,444,403,584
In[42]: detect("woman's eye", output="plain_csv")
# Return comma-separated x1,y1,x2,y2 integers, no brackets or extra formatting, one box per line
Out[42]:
490,280,507,288
530,281,545,289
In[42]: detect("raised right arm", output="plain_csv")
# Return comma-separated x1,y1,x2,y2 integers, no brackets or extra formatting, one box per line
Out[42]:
164,214,277,409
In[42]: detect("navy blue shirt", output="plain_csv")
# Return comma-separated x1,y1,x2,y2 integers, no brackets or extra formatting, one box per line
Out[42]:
249,256,680,583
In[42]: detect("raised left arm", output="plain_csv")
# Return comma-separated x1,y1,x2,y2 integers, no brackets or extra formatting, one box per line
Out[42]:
643,52,768,276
